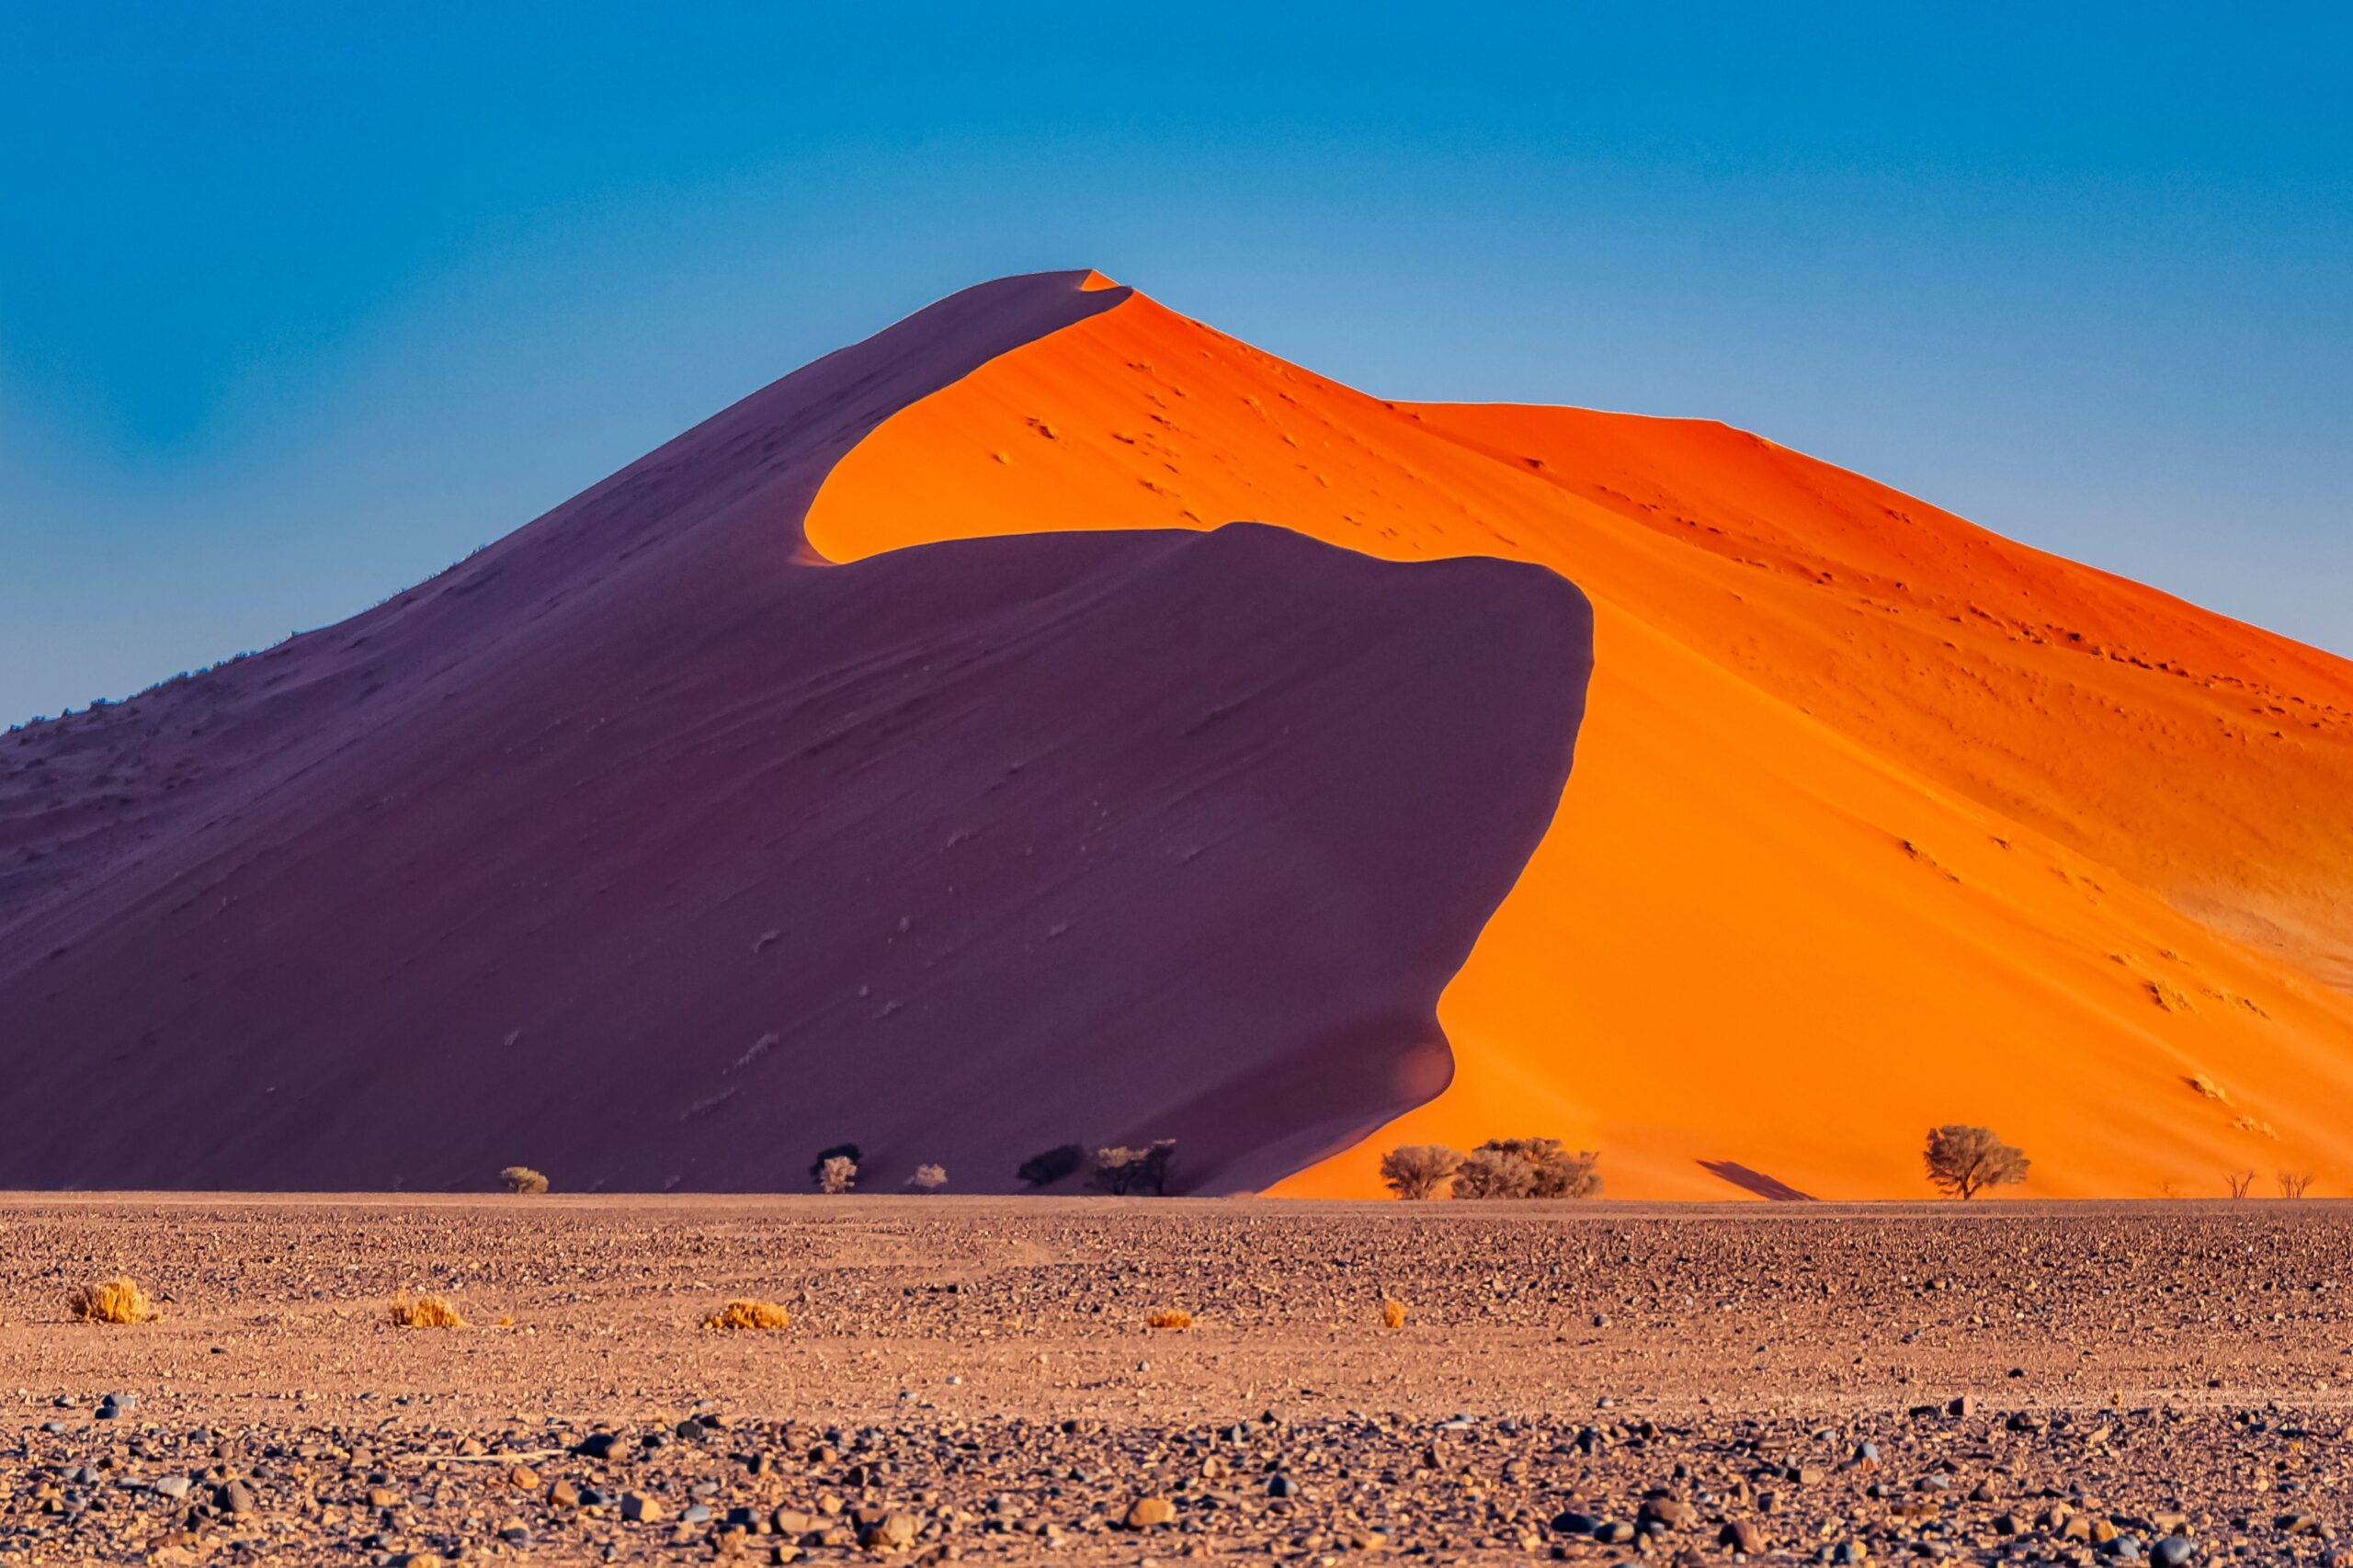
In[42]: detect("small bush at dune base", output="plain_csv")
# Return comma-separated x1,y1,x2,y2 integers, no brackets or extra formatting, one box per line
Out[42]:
1091,1139,1177,1196
69,1277,159,1324
500,1165,550,1195
1476,1138,1602,1199
1381,1298,1409,1329
388,1291,465,1328
905,1164,949,1193
1451,1147,1538,1199
1923,1124,2029,1199
705,1299,791,1331
817,1154,858,1194
1381,1144,1462,1200
809,1143,862,1189
1145,1309,1194,1331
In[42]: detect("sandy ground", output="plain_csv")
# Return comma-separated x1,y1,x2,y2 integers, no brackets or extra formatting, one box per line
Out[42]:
3,1196,2347,1565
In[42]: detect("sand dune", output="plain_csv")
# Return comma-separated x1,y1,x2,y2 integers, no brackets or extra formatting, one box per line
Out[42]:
806,277,2353,1199
0,272,1588,1192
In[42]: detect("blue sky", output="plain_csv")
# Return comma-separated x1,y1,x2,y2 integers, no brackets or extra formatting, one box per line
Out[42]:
4,4,2348,723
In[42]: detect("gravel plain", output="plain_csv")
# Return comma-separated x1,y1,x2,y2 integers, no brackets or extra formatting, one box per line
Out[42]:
1,1196,2347,1566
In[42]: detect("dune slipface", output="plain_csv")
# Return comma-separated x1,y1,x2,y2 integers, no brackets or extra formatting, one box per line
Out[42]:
807,276,2353,1199
0,271,1590,1193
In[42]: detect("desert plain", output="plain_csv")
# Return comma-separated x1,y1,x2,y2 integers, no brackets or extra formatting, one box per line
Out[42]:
0,1196,2347,1566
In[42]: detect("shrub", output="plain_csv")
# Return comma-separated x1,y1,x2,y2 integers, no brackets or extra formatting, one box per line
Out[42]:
704,1298,791,1331
1017,1142,1087,1188
1475,1138,1602,1199
69,1276,159,1324
1092,1147,1140,1193
1380,1144,1462,1200
389,1291,465,1328
1451,1147,1538,1199
905,1165,949,1193
809,1143,861,1188
818,1154,858,1195
1092,1140,1177,1196
500,1165,550,1195
1923,1124,2029,1199
1145,1309,1194,1331
1381,1298,1409,1329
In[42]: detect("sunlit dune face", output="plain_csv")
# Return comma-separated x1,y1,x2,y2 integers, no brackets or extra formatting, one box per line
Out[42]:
808,290,2353,1199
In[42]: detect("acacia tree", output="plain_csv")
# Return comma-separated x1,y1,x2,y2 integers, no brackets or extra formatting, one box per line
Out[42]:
1451,1147,1539,1199
1380,1144,1462,1200
1475,1137,1602,1199
1923,1124,2029,1199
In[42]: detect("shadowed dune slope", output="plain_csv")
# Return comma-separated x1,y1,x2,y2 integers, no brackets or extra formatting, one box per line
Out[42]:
805,281,2353,1199
0,271,1591,1192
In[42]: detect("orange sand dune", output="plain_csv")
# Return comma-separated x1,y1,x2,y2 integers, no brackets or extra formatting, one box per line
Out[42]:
808,280,2353,1199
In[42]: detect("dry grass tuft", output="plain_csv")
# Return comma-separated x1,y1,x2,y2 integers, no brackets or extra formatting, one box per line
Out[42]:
69,1276,159,1324
388,1291,466,1328
1145,1308,1194,1331
704,1298,791,1331
1381,1297,1409,1329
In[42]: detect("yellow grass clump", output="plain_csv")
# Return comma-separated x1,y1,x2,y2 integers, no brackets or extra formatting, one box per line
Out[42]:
1381,1297,1409,1329
388,1291,466,1328
1145,1308,1194,1331
704,1298,791,1331
69,1276,159,1324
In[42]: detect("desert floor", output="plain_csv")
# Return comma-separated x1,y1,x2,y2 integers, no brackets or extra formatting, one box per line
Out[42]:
1,1197,2347,1565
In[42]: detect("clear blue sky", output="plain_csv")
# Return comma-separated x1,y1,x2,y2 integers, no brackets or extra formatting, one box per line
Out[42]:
5,4,2348,724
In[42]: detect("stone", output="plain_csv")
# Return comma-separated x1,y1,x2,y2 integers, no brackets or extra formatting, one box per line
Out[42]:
1125,1496,1176,1528
622,1491,666,1523
858,1511,920,1551
1643,1498,1699,1530
1721,1520,1768,1554
2152,1538,2196,1568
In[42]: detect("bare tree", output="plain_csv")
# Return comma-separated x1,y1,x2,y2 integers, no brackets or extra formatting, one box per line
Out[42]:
1923,1124,2030,1199
817,1154,858,1195
2226,1171,2256,1199
2278,1171,2314,1199
1380,1145,1462,1200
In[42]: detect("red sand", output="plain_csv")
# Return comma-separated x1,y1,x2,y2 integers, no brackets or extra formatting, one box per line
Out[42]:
805,278,2353,1199
0,272,1589,1192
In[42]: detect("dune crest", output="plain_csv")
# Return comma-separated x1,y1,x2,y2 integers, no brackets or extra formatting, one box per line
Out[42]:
0,272,1588,1192
806,280,2353,1199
